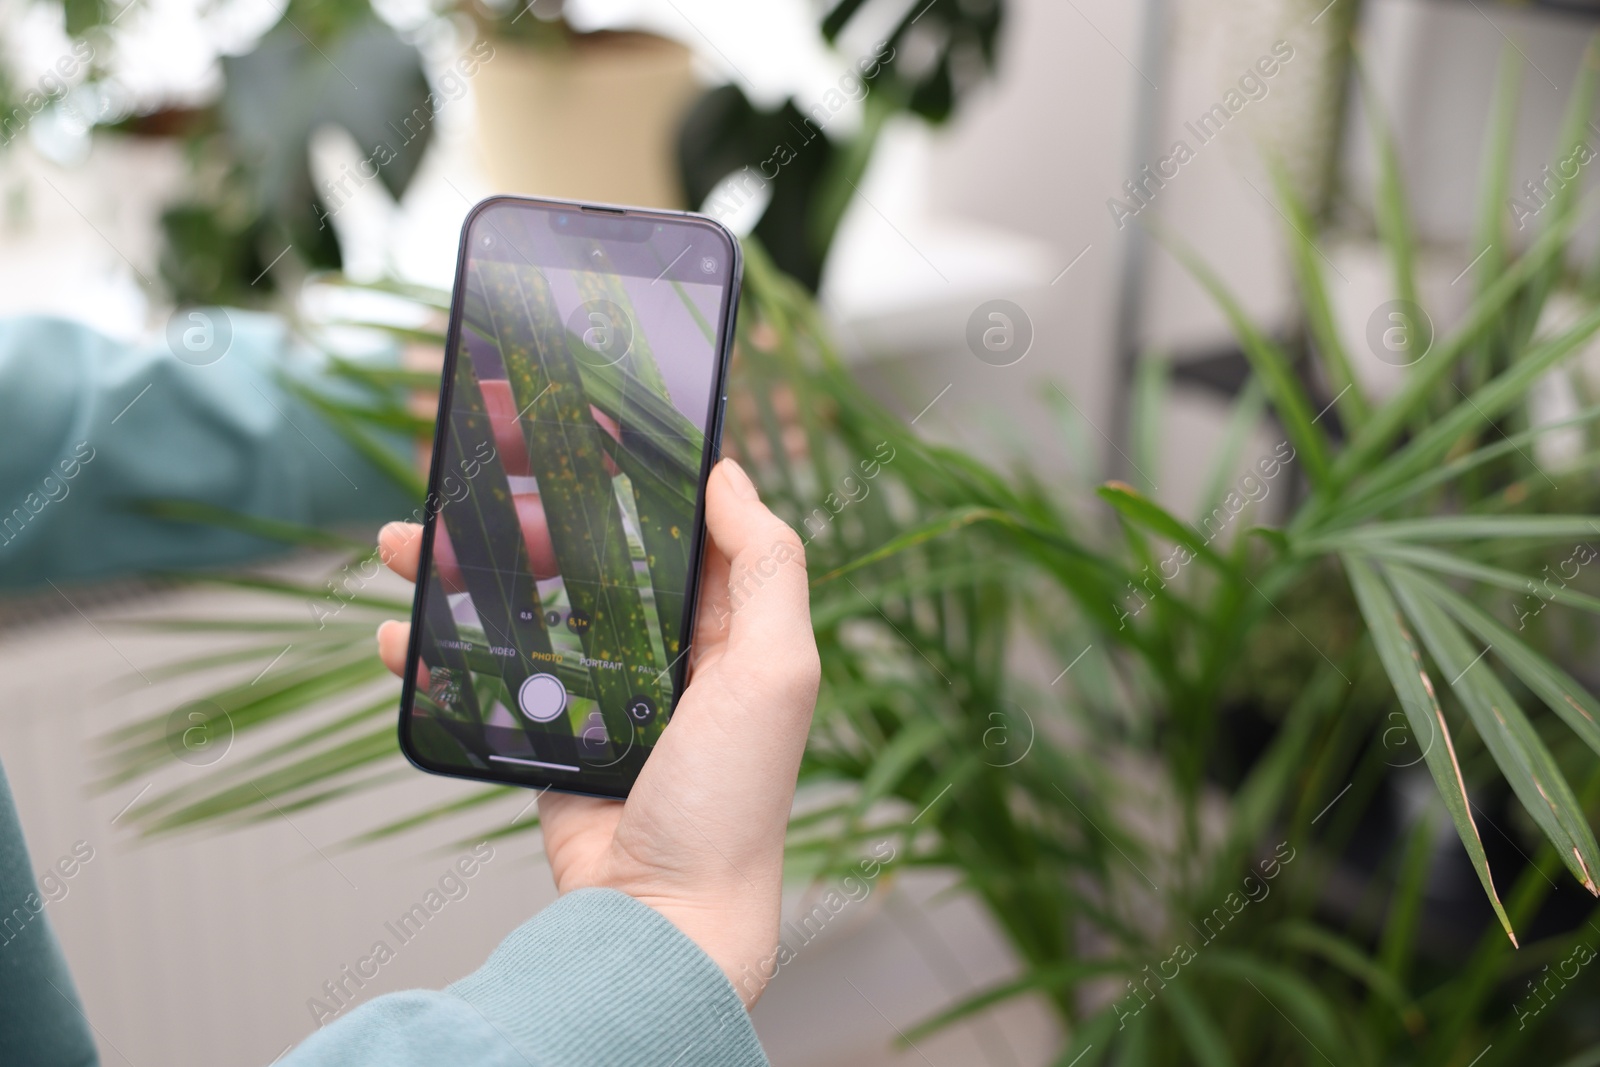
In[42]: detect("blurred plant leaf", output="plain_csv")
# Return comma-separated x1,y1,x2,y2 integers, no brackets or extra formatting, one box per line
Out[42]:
1387,563,1600,892
1343,554,1517,945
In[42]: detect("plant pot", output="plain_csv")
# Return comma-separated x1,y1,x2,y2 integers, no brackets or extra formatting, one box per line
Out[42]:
472,30,700,208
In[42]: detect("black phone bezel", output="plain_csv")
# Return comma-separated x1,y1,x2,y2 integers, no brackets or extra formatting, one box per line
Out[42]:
395,194,743,800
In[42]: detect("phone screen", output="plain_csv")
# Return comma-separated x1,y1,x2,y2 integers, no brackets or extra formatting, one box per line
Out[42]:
400,197,739,796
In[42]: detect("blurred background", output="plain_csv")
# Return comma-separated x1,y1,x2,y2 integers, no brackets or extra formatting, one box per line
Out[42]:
6,0,1600,1063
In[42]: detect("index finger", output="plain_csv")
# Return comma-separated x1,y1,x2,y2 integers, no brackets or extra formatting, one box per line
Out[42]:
702,460,814,653
378,521,424,583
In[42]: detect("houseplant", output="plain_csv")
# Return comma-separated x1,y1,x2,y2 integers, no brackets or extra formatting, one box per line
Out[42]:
675,0,1006,291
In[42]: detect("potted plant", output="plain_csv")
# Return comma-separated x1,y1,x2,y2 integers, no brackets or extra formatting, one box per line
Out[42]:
464,0,700,209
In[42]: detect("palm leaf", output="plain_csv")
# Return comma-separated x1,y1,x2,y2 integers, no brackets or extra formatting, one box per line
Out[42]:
1269,159,1369,432
1354,541,1600,618
1343,304,1600,506
1338,403,1600,522
1342,554,1517,944
1192,951,1353,1062
1386,563,1599,892
1163,979,1237,1067
1097,481,1230,572
1408,571,1600,760
1155,226,1334,488
1334,201,1594,482
1470,46,1521,302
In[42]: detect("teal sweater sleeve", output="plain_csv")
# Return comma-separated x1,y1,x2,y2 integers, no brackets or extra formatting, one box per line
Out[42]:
0,753,766,1066
282,888,769,1067
0,313,416,590
0,763,99,1067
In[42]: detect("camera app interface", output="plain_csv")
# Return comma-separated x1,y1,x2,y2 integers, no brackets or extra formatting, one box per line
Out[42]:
408,201,733,793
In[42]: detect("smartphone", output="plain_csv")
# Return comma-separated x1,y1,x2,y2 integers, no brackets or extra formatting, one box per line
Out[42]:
397,195,741,798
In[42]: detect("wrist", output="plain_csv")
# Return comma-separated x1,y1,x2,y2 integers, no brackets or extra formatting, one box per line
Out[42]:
631,895,777,1009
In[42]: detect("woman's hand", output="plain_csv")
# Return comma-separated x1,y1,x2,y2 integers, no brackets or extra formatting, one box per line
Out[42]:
375,458,820,1007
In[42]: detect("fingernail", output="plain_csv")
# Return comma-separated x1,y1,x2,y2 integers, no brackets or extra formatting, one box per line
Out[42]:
720,457,759,501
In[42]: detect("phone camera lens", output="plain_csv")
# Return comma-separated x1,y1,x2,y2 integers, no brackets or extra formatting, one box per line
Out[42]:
700,256,717,274
557,214,568,226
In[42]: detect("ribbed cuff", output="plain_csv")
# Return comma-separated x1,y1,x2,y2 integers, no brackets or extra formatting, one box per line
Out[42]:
449,888,768,1067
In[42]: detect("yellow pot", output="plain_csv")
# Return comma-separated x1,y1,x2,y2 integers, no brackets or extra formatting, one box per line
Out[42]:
472,31,700,209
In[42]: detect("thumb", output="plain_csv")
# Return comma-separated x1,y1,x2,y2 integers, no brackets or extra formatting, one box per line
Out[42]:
703,458,813,651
